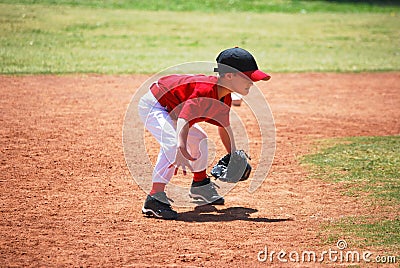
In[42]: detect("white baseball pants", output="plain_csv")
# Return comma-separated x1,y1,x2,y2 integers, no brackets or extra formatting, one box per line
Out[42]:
138,90,208,184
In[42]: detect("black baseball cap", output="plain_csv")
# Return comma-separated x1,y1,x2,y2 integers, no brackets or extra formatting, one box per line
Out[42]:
214,47,271,82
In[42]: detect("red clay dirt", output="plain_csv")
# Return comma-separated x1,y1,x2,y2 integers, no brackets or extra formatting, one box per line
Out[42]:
0,73,399,267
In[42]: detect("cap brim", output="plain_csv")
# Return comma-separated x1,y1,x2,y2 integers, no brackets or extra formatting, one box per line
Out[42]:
244,70,271,82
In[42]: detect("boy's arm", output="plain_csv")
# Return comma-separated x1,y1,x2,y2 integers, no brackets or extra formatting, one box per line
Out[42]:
168,118,196,175
218,126,237,154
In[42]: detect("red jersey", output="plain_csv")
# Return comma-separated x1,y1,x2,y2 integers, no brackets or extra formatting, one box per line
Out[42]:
150,74,232,127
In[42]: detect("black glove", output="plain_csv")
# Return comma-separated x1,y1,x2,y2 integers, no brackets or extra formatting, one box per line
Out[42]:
211,150,251,183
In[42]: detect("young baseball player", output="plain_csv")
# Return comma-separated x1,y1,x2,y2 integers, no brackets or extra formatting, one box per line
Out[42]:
138,47,270,220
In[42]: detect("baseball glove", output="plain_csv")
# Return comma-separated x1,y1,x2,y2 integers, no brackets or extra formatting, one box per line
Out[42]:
211,150,251,183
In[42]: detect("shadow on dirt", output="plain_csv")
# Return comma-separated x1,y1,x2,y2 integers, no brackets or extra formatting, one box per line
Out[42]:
176,206,293,223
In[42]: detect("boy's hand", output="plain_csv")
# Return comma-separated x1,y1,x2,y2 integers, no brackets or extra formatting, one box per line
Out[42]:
168,146,197,175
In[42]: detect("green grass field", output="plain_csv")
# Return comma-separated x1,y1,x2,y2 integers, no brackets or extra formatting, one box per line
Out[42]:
302,136,400,251
1,2,399,74
2,0,400,13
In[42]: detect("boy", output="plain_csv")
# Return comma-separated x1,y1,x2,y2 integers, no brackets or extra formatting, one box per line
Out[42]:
138,47,270,220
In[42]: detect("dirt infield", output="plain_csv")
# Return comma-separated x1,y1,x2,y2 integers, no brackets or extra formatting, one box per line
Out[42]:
1,73,399,267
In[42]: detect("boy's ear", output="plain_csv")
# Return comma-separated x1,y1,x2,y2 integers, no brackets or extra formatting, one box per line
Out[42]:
224,73,234,80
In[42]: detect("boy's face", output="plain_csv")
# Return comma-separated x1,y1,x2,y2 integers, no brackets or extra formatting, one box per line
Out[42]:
229,73,254,96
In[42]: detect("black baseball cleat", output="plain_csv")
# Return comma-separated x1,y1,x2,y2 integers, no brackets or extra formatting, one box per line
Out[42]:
142,192,178,220
189,177,225,205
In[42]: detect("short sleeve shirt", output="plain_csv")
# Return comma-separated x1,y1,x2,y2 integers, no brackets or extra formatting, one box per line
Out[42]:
150,74,232,127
